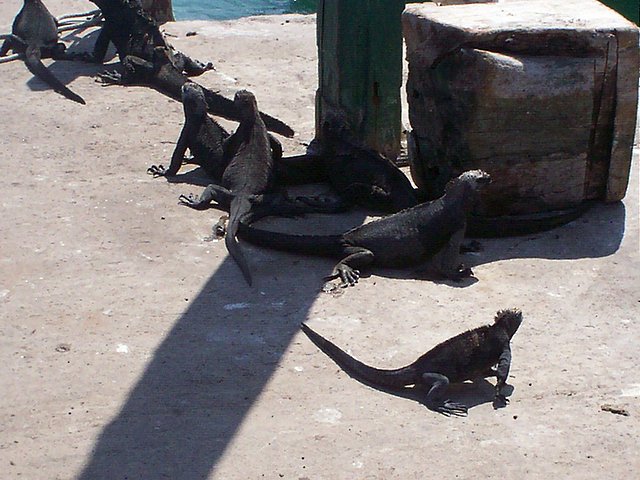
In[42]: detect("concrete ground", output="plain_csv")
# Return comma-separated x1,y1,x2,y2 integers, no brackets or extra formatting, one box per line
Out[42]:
1,1,639,478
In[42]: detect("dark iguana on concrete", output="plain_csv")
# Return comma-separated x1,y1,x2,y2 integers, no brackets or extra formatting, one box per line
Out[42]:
90,0,294,137
180,90,283,285
89,0,210,76
237,170,491,287
301,308,523,416
147,82,230,178
0,0,85,104
152,100,412,216
277,120,418,213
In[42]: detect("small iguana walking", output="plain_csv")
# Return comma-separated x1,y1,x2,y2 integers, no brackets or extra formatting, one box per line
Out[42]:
301,308,523,415
237,170,491,286
0,0,86,104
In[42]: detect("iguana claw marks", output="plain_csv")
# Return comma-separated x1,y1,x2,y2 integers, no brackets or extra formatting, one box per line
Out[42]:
301,308,522,415
238,170,491,287
1,0,86,104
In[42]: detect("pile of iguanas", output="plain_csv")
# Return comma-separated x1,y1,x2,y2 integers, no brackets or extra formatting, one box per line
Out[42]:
1,0,533,415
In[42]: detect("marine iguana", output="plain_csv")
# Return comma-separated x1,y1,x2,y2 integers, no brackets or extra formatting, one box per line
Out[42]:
0,0,86,104
153,99,413,215
90,0,294,137
180,90,283,285
88,0,209,75
301,308,523,415
147,82,230,178
236,170,491,287
276,121,419,212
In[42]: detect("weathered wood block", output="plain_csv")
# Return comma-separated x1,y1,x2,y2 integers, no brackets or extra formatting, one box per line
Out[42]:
403,0,639,215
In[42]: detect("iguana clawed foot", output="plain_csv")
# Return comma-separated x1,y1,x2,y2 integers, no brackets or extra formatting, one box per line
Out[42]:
147,164,168,177
493,394,509,409
178,193,209,210
450,265,473,281
325,264,360,288
96,70,123,85
434,400,468,417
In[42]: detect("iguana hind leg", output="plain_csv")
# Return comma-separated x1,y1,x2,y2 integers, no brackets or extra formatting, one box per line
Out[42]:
421,372,468,417
179,184,234,210
325,247,375,287
431,227,473,280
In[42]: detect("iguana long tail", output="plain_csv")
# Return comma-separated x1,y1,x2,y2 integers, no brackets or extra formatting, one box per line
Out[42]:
300,323,416,389
237,221,345,257
202,87,294,138
226,196,254,286
24,45,85,104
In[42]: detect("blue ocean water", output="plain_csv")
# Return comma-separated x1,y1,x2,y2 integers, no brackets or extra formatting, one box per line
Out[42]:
172,0,318,21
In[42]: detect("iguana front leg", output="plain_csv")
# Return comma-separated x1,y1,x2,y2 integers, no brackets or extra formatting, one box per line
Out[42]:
432,226,473,280
148,118,198,177
89,27,111,64
269,134,283,161
172,50,214,77
421,372,468,417
493,345,512,408
325,247,375,287
96,56,153,86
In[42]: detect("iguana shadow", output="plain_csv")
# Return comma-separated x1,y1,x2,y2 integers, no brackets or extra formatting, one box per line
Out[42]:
369,266,480,287
469,200,626,265
157,166,216,187
350,376,512,414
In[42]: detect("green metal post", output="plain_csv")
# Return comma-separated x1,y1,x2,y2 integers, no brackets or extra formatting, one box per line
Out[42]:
316,0,405,160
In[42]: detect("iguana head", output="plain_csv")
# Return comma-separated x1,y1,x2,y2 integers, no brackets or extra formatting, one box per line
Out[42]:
494,308,523,338
234,89,259,120
181,82,207,118
444,170,491,209
446,170,491,191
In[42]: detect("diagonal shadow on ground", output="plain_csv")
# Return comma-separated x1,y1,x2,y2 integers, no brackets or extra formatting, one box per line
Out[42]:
76,238,353,479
